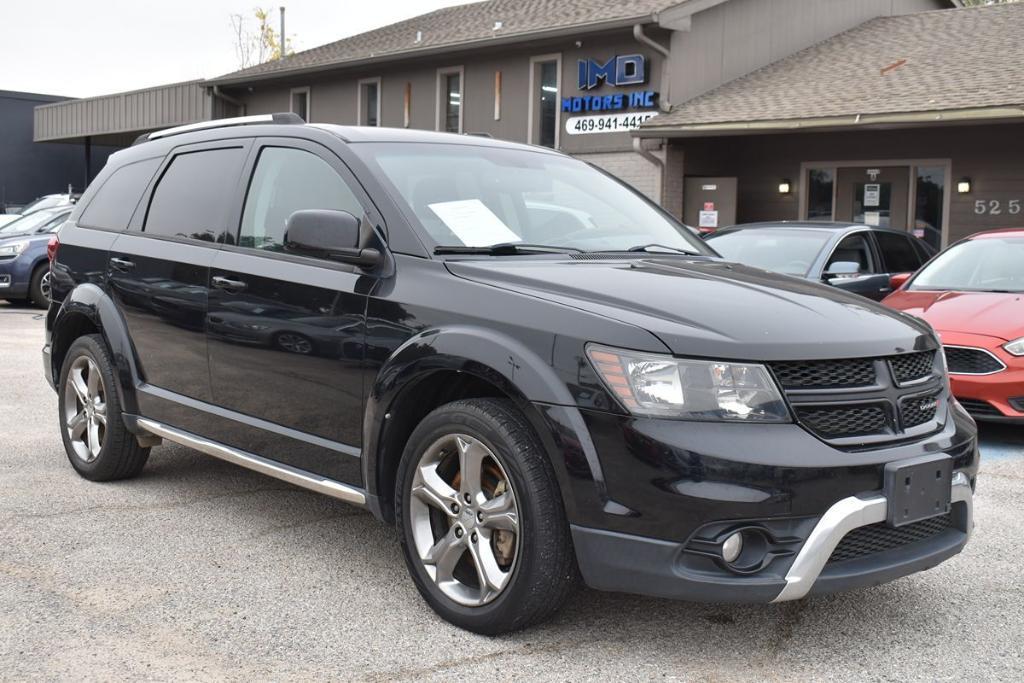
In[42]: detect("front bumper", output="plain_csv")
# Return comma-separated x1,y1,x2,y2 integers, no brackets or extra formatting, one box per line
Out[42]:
535,398,978,604
571,472,972,603
0,259,29,298
940,331,1024,422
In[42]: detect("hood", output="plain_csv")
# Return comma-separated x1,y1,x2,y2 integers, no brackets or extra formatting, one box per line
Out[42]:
447,257,934,361
883,289,1024,342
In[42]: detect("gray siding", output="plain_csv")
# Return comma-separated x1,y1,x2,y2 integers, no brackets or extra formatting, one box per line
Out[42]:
231,28,667,156
668,0,945,106
34,81,211,142
675,122,1024,244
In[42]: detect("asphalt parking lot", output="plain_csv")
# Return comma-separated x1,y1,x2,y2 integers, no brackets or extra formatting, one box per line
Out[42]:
1,301,1023,682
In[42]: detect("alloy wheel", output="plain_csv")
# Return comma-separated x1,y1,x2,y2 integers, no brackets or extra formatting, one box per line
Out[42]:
409,433,520,607
40,271,52,302
277,333,313,354
63,356,107,463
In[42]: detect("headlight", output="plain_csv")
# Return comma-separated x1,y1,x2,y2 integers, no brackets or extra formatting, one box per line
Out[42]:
1004,337,1024,357
0,241,28,257
586,344,791,422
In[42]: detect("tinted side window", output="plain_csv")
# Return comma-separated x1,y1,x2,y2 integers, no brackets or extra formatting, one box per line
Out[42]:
144,148,246,242
238,146,362,252
78,158,161,230
876,232,922,272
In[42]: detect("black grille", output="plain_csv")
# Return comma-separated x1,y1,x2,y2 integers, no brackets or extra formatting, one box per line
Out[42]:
958,398,1002,417
889,351,935,385
795,404,889,438
944,346,1004,374
828,514,952,563
901,392,940,429
770,358,876,389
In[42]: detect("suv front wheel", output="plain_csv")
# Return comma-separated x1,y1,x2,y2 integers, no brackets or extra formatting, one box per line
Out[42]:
395,398,577,634
58,334,150,481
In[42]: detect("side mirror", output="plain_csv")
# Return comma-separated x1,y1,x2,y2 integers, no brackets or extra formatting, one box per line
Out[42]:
889,272,912,290
823,261,861,279
284,209,380,267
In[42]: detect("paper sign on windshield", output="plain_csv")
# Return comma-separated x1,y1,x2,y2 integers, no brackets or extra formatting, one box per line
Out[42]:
428,199,522,247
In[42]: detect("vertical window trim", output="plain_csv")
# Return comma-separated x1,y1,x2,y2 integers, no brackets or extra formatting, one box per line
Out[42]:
290,86,311,121
357,77,382,126
435,65,464,134
528,53,562,149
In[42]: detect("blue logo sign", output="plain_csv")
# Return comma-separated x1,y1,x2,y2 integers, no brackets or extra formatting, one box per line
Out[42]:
577,54,647,90
561,91,658,113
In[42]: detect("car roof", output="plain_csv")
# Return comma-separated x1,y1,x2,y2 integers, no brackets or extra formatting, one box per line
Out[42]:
968,228,1024,240
726,221,868,230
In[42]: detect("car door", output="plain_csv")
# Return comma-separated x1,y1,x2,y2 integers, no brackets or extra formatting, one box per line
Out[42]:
205,138,378,483
821,231,891,300
873,230,927,291
108,141,250,413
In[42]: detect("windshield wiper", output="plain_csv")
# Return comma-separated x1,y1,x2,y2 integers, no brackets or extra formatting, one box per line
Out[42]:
433,242,582,255
623,243,700,255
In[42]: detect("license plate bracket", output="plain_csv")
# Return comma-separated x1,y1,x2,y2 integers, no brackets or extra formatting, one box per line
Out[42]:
884,453,953,527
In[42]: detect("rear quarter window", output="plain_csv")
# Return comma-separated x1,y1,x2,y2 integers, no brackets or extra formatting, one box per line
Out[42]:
78,157,161,231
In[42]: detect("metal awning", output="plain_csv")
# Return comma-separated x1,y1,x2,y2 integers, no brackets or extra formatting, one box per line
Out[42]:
33,80,219,146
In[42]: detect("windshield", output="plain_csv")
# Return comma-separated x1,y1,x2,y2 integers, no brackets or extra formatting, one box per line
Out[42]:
353,142,713,254
0,208,67,235
910,236,1024,293
18,195,67,216
706,228,833,276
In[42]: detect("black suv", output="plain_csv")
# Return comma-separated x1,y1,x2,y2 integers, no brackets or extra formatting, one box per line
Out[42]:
44,115,978,634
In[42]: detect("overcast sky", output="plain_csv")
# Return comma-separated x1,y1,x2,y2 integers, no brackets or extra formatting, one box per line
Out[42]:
3,0,469,98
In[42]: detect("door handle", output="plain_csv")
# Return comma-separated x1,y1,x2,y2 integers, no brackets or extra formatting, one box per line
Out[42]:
212,275,248,292
109,257,135,272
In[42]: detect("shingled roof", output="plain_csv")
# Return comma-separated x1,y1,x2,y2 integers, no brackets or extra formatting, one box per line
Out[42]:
640,2,1024,136
211,0,678,85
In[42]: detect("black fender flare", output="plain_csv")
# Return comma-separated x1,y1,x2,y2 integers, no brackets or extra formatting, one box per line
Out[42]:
361,325,606,519
51,283,142,419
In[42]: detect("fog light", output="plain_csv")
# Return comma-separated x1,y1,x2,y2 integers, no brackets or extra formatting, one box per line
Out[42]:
722,532,744,564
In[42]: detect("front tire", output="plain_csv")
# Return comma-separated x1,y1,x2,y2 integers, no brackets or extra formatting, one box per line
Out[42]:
395,398,577,634
58,334,150,481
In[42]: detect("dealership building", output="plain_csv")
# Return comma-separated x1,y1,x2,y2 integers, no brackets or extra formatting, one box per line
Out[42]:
35,0,1024,248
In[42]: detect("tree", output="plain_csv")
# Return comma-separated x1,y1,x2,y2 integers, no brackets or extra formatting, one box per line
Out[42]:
230,7,295,69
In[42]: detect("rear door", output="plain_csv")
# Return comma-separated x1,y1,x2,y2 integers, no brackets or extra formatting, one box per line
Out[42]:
205,138,378,482
873,230,927,288
108,141,250,410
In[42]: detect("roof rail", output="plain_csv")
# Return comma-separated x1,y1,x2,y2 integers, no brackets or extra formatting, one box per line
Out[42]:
134,112,305,145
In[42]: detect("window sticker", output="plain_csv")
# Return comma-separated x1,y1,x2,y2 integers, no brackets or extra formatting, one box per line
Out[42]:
428,199,522,246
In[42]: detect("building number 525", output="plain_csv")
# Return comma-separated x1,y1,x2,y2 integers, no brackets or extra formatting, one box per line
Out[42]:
975,199,1022,215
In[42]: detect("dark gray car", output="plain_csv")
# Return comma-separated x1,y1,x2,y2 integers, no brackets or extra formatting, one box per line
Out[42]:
707,221,936,300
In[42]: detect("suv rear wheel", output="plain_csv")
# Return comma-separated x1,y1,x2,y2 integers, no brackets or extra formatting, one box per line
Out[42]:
58,335,150,481
395,398,577,634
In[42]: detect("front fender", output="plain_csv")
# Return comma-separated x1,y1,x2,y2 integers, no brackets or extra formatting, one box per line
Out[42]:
361,325,608,520
51,283,142,417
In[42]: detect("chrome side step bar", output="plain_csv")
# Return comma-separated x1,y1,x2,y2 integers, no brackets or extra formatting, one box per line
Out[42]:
136,418,366,506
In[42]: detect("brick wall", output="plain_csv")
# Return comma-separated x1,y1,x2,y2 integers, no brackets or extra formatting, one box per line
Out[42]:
573,151,662,204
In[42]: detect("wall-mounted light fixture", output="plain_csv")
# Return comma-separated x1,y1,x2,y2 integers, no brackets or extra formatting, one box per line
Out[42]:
778,179,792,194
957,177,971,194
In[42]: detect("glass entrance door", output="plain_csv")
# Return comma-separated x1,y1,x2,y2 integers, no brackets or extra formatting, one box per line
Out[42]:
835,167,909,229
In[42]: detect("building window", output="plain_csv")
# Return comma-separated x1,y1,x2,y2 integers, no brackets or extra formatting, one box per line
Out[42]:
806,168,834,220
358,78,381,126
290,87,310,121
913,166,945,250
436,67,463,133
529,54,561,149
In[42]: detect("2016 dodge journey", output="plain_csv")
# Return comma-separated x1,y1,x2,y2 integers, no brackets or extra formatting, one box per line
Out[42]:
43,114,978,634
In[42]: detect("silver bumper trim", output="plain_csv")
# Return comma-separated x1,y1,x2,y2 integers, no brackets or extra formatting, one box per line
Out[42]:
136,418,367,506
771,470,972,603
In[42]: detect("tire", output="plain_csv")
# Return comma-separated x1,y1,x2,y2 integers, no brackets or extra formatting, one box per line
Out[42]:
395,398,577,634
57,334,150,481
28,264,49,309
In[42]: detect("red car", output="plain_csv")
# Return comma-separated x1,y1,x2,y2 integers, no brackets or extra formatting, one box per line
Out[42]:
884,229,1024,423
